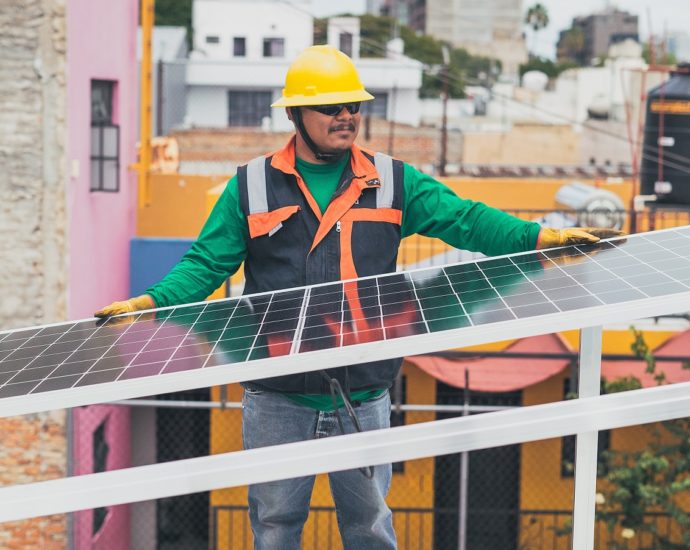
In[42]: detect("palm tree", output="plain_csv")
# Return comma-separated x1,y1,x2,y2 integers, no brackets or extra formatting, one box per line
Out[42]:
524,3,550,57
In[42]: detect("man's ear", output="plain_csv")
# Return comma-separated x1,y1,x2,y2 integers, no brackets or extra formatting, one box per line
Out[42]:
286,107,293,122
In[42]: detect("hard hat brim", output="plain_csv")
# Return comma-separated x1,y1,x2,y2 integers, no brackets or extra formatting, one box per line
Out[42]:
272,89,375,108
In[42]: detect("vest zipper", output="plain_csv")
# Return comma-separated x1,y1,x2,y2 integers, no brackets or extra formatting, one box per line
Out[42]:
336,221,341,232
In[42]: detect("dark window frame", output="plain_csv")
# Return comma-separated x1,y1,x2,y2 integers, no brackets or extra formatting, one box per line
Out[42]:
227,90,272,127
90,80,120,193
233,36,246,57
339,32,353,57
92,418,110,534
262,37,285,58
205,35,220,44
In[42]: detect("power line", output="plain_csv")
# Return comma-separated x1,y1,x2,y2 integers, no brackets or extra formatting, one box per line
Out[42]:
279,0,690,176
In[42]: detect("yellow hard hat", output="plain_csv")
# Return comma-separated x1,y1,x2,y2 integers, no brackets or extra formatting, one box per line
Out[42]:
272,45,374,108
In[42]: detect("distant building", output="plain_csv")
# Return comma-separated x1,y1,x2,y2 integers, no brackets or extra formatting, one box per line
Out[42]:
557,8,638,65
137,26,189,136
667,31,690,63
370,0,527,79
186,0,422,130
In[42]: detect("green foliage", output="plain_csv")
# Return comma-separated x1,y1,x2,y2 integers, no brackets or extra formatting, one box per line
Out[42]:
359,14,498,99
155,0,193,49
518,57,577,79
642,42,678,66
595,328,690,548
557,27,586,65
524,3,549,33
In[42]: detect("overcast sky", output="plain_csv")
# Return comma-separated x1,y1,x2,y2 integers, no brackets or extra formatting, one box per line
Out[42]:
306,0,690,59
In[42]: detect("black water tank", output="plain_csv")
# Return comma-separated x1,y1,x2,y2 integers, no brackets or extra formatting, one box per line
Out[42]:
640,63,690,204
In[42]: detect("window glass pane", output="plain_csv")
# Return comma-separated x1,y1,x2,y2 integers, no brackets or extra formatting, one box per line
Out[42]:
102,160,119,192
263,38,284,57
91,126,101,156
339,33,353,57
363,93,388,119
233,37,246,57
90,160,101,191
102,126,118,157
91,80,114,124
228,91,272,127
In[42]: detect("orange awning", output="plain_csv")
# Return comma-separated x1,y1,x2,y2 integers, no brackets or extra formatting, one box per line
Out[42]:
601,330,690,388
406,333,572,392
407,330,690,392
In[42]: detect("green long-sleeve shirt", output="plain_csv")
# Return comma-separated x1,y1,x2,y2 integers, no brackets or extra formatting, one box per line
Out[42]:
146,155,540,411
147,159,540,308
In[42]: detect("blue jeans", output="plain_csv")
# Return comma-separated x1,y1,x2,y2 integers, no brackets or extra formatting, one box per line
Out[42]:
242,387,397,550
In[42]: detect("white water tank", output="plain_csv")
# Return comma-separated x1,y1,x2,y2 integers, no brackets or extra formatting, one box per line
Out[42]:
555,182,626,229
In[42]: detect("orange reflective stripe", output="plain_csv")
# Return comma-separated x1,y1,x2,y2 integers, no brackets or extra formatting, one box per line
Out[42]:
270,137,322,221
340,208,402,224
339,220,384,342
247,205,300,238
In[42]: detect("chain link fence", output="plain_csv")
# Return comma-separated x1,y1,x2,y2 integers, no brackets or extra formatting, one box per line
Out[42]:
54,373,690,549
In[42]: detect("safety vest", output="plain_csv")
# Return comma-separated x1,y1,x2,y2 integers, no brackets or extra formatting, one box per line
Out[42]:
236,138,410,394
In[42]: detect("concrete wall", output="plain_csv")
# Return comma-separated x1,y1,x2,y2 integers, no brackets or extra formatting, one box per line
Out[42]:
0,4,69,546
0,0,68,330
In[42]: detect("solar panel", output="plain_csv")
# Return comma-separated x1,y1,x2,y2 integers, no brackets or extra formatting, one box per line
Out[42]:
1,226,690,417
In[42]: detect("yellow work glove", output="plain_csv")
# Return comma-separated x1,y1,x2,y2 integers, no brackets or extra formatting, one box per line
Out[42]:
537,227,625,249
94,294,155,318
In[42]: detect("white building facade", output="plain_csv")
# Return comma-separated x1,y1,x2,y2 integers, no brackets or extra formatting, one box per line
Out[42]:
186,0,422,130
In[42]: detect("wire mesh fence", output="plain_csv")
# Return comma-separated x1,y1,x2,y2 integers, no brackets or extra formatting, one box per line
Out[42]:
12,375,676,549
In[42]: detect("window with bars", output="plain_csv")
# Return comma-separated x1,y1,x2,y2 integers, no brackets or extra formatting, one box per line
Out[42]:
227,91,272,127
90,80,119,192
262,37,285,57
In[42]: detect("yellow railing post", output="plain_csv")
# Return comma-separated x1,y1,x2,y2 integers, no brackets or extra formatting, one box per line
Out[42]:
138,0,154,208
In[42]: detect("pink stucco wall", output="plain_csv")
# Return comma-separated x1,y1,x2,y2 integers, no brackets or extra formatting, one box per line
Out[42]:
67,1,139,548
72,405,131,550
67,0,139,320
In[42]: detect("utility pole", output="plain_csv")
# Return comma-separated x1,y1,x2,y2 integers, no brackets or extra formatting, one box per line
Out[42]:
439,46,450,177
388,83,397,156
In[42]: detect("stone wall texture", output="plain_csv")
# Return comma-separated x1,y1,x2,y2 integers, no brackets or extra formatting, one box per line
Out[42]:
0,1,68,547
0,0,68,331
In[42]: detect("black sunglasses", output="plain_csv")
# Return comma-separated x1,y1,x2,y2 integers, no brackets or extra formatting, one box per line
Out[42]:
305,102,362,116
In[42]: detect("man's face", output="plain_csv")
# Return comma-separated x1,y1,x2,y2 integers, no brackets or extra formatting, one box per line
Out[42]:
291,104,361,156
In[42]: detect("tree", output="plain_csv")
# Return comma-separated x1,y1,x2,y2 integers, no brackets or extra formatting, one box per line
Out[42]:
596,330,690,548
357,13,499,99
524,3,549,57
154,0,193,49
557,27,586,65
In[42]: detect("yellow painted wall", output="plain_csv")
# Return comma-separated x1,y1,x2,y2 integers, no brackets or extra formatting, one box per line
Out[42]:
136,174,229,238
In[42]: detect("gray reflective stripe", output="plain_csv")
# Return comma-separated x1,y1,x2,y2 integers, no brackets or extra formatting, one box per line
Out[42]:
247,156,268,214
374,152,394,208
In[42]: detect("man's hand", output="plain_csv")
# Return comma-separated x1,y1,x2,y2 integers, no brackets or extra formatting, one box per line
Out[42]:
537,227,625,249
94,294,155,318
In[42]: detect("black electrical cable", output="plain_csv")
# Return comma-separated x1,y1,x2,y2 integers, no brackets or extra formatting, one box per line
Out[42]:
321,371,374,479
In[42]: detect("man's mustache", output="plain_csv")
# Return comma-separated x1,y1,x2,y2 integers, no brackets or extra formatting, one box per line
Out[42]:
329,124,355,133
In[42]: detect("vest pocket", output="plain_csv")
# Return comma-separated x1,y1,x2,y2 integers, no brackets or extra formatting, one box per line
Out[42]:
247,205,300,239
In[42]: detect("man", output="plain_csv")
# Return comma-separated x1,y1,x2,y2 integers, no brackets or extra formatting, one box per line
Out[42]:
97,45,619,549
